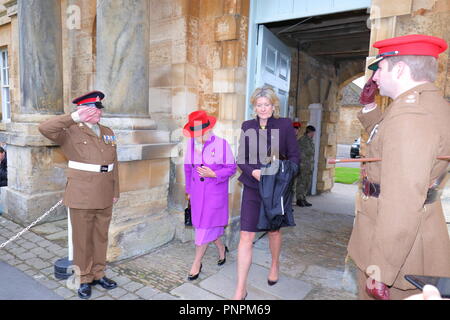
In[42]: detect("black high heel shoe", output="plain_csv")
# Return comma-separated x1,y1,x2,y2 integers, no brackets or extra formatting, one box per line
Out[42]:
217,246,229,266
188,264,202,281
267,279,278,286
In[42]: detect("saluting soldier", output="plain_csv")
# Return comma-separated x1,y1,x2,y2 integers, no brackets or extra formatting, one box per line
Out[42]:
347,35,450,300
39,91,119,299
296,125,316,207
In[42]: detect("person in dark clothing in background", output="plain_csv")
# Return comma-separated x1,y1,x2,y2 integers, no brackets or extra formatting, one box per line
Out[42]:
0,146,7,187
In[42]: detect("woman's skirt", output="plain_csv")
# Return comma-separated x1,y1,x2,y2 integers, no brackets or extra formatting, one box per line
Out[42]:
195,226,224,246
240,186,262,232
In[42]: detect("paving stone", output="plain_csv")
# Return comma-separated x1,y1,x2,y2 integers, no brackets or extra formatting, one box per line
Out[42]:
105,269,119,278
37,240,53,248
55,287,76,299
37,278,61,290
170,283,223,300
15,251,36,260
23,268,39,277
40,266,55,276
135,286,160,300
27,257,51,270
302,265,348,291
122,281,145,292
7,258,22,266
11,247,26,255
120,293,140,300
32,224,64,235
52,219,69,229
15,263,31,272
55,248,68,257
114,275,131,286
90,289,106,300
46,231,68,241
0,252,14,261
22,242,40,251
218,263,313,300
200,271,279,300
95,295,114,300
151,292,179,300
107,287,127,299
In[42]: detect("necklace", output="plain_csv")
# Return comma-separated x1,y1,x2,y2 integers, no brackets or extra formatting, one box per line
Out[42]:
260,125,267,130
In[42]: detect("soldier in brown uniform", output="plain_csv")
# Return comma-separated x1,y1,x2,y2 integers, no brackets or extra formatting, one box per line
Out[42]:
347,35,450,300
39,91,119,299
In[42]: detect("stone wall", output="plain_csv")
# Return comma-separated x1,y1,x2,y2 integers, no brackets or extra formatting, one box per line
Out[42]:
149,0,250,248
337,84,364,145
291,50,366,192
337,106,363,145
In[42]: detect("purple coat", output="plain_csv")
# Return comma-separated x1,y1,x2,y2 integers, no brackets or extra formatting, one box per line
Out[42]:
237,116,300,189
184,134,237,228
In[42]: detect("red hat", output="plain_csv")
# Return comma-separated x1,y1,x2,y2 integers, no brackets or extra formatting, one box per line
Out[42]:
72,91,105,108
293,122,301,128
368,34,448,71
183,110,217,138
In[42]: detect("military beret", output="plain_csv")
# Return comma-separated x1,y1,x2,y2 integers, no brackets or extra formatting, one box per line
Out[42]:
368,34,448,71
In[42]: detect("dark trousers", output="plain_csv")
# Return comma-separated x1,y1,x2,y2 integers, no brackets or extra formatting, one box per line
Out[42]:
70,207,112,284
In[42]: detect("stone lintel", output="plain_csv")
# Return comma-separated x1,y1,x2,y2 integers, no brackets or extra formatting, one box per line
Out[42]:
100,117,157,130
117,143,178,162
114,129,170,145
0,131,55,147
4,0,17,17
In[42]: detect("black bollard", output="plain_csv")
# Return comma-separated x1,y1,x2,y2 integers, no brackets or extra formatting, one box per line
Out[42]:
54,257,73,280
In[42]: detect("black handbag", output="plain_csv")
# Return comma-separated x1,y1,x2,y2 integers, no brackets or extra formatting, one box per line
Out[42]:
184,200,192,226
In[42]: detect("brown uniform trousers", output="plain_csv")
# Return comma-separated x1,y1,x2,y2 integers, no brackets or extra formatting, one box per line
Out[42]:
347,83,450,300
39,114,120,284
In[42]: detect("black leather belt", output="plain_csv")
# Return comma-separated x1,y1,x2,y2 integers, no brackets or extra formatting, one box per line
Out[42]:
362,174,446,205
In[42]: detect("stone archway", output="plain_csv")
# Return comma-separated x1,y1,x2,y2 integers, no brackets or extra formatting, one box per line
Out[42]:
336,72,365,146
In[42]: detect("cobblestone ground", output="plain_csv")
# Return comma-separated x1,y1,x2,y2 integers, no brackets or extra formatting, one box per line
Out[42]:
0,186,359,300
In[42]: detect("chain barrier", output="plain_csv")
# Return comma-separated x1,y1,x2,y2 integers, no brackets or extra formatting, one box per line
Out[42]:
0,200,63,250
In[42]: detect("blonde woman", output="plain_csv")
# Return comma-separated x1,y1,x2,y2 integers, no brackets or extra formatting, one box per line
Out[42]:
233,86,300,299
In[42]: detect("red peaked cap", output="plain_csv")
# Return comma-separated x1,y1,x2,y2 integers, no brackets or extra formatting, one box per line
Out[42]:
72,91,105,107
292,122,301,128
368,34,448,70
183,110,217,138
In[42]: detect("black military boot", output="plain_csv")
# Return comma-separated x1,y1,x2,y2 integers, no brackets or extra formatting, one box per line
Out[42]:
303,200,312,207
78,283,92,299
91,277,117,290
296,200,305,207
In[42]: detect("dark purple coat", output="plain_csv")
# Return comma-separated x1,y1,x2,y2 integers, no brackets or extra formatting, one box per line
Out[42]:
237,116,300,189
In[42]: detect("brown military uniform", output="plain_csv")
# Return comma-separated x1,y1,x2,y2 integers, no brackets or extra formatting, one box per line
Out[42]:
347,83,450,299
39,114,120,283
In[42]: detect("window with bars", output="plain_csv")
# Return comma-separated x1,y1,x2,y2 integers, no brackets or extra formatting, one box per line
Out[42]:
0,48,10,123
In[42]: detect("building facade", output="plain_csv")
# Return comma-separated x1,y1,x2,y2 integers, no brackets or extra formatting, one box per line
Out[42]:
0,0,448,261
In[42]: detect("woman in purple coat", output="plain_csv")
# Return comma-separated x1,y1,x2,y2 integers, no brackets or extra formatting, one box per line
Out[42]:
232,86,300,300
183,111,237,280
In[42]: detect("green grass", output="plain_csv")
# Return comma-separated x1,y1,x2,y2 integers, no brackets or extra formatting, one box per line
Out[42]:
335,167,361,184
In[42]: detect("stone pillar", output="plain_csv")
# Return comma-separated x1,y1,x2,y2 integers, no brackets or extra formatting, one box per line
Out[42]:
96,0,149,117
18,0,63,116
0,0,67,225
94,0,177,261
